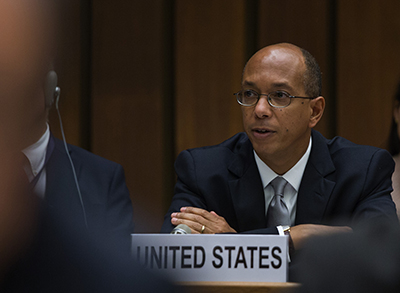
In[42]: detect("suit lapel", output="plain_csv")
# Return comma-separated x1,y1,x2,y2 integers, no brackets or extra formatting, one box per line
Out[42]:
45,137,82,213
228,137,266,232
295,130,336,224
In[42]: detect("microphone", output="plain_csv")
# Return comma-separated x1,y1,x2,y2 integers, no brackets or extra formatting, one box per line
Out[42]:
170,224,191,234
55,86,88,229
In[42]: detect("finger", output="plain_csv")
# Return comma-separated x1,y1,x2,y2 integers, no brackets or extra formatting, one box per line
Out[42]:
171,212,212,234
173,210,213,227
186,223,206,234
180,206,207,215
172,211,204,223
181,207,215,221
170,217,201,234
199,223,206,234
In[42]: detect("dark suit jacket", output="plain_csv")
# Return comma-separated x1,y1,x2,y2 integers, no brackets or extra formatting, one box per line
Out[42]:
1,136,173,292
45,135,134,240
1,205,175,293
161,130,397,233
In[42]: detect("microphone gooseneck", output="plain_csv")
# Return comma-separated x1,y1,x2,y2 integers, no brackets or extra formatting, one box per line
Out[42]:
55,87,88,229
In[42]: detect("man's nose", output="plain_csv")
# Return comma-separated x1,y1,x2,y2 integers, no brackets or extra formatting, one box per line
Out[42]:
254,97,272,118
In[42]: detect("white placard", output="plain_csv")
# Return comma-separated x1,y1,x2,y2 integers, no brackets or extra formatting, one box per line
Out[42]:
131,234,288,282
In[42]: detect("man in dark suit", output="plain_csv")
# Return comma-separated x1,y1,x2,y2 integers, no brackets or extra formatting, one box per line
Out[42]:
0,2,171,291
18,69,134,242
0,0,134,240
161,43,397,253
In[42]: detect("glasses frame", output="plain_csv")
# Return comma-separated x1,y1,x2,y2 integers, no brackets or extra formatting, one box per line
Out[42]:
234,90,317,108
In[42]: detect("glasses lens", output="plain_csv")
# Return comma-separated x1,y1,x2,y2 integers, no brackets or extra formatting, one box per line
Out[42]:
237,90,258,106
269,91,291,107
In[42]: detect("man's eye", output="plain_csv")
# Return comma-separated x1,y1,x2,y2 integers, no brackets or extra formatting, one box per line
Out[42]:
244,90,257,98
274,91,288,98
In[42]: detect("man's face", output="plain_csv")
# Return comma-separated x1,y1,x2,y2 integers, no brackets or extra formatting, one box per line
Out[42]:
241,45,317,174
0,1,53,150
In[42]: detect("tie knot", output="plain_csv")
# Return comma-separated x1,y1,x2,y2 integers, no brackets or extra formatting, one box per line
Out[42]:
271,176,287,197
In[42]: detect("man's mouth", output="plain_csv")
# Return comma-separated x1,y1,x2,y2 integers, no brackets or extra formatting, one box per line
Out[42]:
253,127,274,133
254,129,270,133
252,128,276,138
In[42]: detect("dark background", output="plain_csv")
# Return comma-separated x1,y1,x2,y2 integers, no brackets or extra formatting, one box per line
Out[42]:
49,0,400,232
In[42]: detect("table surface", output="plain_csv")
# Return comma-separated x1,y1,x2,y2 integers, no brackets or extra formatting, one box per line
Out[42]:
177,281,301,293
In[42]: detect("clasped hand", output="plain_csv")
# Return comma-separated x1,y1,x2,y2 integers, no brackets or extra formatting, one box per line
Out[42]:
171,207,237,234
171,207,352,250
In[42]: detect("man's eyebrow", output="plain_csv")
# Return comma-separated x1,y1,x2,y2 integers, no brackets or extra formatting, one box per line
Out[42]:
271,82,295,92
242,80,255,87
271,82,289,88
242,81,294,91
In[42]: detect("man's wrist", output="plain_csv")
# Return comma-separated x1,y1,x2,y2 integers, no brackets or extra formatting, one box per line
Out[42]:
281,225,295,256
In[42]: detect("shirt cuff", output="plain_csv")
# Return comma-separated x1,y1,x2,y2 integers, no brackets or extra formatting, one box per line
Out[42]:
276,225,285,236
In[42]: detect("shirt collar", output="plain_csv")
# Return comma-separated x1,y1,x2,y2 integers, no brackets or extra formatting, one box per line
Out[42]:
22,124,50,177
254,136,312,192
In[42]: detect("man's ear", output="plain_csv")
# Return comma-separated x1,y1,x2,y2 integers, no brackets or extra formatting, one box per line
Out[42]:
309,96,325,128
393,101,400,124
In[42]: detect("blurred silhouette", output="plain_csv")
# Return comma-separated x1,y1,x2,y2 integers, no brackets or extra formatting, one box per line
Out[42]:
295,219,400,293
386,82,400,219
14,3,134,245
0,1,51,280
0,1,177,292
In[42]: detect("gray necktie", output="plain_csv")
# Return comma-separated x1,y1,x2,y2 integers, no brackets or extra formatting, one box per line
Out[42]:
266,176,290,227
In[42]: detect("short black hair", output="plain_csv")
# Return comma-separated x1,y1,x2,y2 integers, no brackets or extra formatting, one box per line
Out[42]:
300,48,322,97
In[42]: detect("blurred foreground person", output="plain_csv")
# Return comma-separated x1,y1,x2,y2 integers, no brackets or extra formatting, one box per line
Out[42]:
386,82,400,219
6,1,134,243
296,220,400,293
0,1,176,292
0,154,38,285
0,1,49,280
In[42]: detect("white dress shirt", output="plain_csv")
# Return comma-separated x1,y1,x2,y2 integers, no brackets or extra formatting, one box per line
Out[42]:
22,124,50,198
254,137,312,227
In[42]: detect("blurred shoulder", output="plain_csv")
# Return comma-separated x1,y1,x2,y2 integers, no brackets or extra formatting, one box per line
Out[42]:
53,137,121,169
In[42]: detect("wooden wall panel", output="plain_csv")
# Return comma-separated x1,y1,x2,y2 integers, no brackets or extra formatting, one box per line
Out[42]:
50,0,400,234
174,0,247,154
91,1,173,232
49,0,84,147
257,0,335,138
337,0,400,148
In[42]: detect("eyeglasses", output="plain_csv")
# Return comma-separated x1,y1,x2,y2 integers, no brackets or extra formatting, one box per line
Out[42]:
234,89,317,108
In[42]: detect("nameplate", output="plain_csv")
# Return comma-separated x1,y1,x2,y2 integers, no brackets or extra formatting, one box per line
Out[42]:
131,234,288,282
